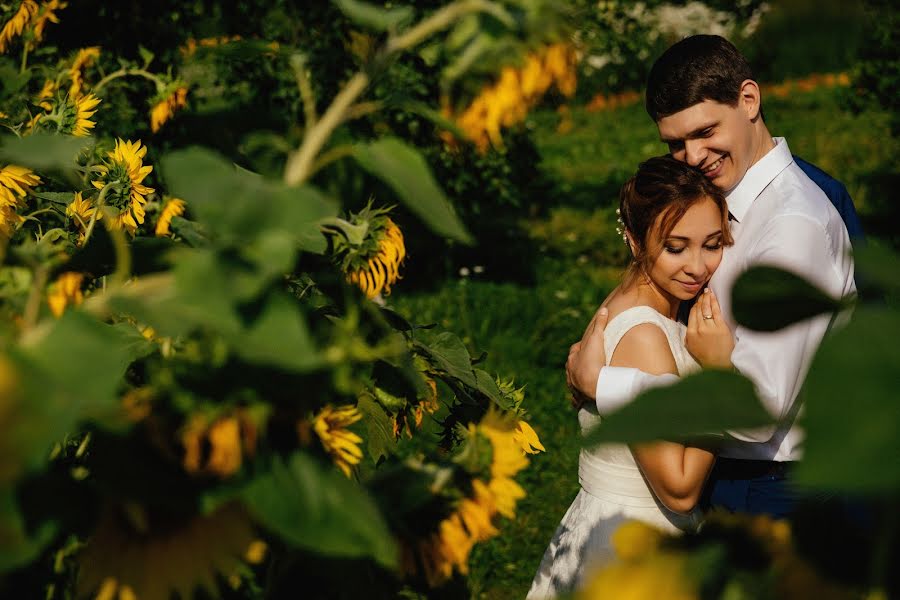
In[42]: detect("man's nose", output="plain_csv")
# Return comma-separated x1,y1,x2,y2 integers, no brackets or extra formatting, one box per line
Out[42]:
684,139,705,167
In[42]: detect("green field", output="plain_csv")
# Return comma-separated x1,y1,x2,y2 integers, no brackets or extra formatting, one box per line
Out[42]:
391,85,899,598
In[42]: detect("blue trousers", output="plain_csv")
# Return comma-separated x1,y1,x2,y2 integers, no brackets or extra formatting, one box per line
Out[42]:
702,458,802,518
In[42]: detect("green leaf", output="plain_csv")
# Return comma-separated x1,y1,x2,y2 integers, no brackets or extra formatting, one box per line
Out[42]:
0,312,150,483
231,292,320,372
352,138,472,243
731,266,850,332
582,370,773,447
794,308,900,492
161,147,337,251
20,311,150,405
358,393,396,464
416,332,476,387
0,134,91,175
333,0,413,31
241,453,397,568
473,369,511,409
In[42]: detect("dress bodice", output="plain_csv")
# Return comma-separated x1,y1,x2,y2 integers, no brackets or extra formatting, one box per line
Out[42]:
577,306,699,512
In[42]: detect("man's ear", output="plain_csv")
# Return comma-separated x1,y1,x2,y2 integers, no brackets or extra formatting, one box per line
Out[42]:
738,79,762,121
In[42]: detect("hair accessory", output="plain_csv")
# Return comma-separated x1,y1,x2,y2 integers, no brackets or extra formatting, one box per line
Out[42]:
615,208,627,244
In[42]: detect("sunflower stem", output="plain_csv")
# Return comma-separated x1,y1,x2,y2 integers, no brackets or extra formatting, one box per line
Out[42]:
93,68,166,95
81,182,115,245
289,53,318,132
102,206,131,287
283,0,500,187
22,264,49,333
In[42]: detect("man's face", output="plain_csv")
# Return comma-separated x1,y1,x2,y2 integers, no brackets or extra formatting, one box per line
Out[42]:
656,99,757,193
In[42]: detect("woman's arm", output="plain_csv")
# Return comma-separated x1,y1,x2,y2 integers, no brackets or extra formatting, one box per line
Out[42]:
610,323,716,514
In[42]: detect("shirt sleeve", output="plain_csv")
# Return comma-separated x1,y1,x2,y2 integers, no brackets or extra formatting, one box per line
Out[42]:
594,366,679,416
727,213,847,442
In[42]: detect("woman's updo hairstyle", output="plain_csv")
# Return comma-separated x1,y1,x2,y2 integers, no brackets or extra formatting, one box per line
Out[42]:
619,155,732,286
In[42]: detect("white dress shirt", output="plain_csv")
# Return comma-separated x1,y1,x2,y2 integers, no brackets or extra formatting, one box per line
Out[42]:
594,138,856,461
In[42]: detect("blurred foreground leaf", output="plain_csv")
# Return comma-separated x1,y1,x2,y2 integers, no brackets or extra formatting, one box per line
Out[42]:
795,307,900,492
583,370,773,447
0,134,90,177
353,138,472,243
162,148,337,252
732,266,849,332
334,0,413,31
242,452,397,569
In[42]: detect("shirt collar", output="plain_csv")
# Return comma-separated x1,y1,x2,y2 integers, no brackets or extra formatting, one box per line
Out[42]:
725,137,793,222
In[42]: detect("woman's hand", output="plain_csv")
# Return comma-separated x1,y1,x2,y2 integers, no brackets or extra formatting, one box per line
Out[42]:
686,288,734,370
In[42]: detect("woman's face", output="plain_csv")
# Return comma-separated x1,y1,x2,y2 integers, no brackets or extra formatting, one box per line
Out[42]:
646,196,726,301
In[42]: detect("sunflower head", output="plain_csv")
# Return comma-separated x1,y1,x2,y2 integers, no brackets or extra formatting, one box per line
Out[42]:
0,0,40,53
150,84,188,133
91,139,155,235
155,197,186,236
309,403,364,477
326,204,406,299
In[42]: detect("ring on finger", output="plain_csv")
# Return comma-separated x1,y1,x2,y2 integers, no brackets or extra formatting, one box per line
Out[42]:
703,314,713,320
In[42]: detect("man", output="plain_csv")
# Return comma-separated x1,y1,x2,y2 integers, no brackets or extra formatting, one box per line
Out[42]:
566,35,858,517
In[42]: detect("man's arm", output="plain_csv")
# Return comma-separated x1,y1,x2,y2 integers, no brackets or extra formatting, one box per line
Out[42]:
565,306,678,415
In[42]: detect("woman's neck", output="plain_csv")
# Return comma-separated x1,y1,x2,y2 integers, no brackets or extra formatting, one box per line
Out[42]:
630,279,680,320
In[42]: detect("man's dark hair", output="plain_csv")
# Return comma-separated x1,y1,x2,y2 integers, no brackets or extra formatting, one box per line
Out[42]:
645,35,755,122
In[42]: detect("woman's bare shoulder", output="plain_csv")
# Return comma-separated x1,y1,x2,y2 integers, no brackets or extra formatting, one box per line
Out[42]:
609,322,678,376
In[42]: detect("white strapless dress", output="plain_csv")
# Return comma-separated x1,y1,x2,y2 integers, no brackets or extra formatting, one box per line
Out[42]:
527,306,702,598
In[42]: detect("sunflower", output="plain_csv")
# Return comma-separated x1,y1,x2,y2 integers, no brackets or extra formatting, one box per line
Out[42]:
36,78,56,111
47,271,84,317
0,0,39,53
76,502,266,600
66,191,98,244
309,404,363,477
0,164,41,238
150,86,188,133
446,42,578,152
345,217,406,299
155,197,186,236
68,45,99,96
513,420,545,455
406,411,534,586
91,139,154,235
180,412,256,478
71,92,100,136
26,0,65,49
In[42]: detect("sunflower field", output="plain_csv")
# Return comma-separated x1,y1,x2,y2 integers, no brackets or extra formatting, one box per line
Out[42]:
0,1,581,598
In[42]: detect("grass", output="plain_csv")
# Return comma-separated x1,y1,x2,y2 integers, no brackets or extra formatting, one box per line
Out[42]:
390,84,898,598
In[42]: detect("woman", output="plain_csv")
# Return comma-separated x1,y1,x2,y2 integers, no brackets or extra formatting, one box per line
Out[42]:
528,156,735,598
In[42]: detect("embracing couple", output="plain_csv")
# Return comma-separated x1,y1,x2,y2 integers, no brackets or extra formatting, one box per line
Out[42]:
528,35,860,597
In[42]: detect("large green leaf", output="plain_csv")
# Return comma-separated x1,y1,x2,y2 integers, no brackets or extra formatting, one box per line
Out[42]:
416,332,476,387
352,138,472,243
161,148,337,251
231,291,320,372
241,453,397,569
582,370,773,447
1,312,150,483
333,0,412,30
794,307,900,492
474,369,511,409
357,393,396,464
731,266,850,332
0,134,90,175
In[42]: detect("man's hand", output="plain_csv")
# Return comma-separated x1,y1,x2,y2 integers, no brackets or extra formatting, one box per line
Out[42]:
566,306,610,409
686,288,734,370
